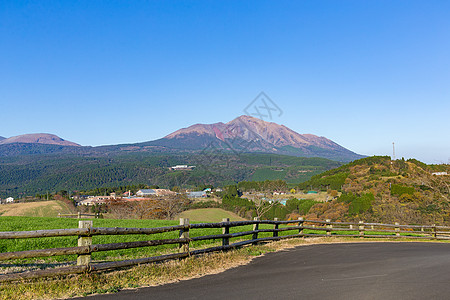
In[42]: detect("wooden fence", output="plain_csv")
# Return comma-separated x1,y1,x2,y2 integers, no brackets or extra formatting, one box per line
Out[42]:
57,212,101,219
1,218,449,283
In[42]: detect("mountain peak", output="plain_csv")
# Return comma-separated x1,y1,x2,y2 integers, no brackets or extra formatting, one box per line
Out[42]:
157,115,364,161
0,133,81,147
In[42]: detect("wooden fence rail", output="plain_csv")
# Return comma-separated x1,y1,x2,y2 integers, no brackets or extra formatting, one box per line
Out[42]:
58,212,101,219
1,218,450,283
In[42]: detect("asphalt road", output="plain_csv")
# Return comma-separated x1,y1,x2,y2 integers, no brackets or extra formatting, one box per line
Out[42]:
83,242,450,300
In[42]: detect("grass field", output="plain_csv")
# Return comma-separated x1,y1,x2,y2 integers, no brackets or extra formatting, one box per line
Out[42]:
0,201,73,217
0,216,281,264
0,216,431,268
177,208,246,222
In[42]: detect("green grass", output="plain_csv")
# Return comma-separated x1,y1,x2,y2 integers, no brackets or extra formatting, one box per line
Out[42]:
178,208,246,222
0,216,434,266
0,217,290,263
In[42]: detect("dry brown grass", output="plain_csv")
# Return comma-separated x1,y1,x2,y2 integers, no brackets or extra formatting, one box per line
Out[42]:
0,201,72,217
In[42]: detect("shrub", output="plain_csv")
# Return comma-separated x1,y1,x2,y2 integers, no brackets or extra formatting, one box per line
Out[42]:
391,184,415,197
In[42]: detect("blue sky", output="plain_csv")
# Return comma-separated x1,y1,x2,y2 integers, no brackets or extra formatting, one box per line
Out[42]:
1,1,449,163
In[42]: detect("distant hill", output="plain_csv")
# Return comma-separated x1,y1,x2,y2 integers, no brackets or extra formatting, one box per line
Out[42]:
297,156,450,225
0,136,5,141
0,133,80,147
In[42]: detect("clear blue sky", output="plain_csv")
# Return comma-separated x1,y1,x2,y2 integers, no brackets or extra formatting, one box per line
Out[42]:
1,1,449,163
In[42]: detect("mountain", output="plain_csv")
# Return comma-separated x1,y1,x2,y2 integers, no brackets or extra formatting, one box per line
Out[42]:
0,133,80,147
0,116,363,162
0,136,5,141
146,115,363,162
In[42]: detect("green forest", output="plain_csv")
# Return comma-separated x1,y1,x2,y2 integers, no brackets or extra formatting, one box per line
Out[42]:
0,152,341,198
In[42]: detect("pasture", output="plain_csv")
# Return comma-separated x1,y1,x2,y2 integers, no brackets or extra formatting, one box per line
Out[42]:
177,208,246,222
0,201,73,217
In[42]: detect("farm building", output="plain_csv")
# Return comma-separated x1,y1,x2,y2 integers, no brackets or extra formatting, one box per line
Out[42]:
188,191,207,198
136,189,176,197
136,189,156,197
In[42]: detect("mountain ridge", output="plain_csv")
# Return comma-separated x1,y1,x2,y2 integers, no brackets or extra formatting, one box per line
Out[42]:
0,116,364,162
150,115,363,161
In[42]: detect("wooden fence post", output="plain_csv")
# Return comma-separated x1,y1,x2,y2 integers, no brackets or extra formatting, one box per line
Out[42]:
222,218,230,246
273,218,279,238
77,220,92,267
298,217,304,236
252,217,260,244
433,224,437,239
77,211,81,219
395,222,400,237
359,221,364,238
326,219,332,237
179,218,189,253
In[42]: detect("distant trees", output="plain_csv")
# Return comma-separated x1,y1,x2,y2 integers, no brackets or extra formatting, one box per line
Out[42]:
105,195,190,220
237,180,288,192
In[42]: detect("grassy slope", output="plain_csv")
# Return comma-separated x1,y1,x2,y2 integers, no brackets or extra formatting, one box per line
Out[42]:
178,208,246,222
0,201,73,217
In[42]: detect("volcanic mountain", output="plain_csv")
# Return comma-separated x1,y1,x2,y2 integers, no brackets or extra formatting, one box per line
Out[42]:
0,133,80,147
145,115,364,161
0,116,363,161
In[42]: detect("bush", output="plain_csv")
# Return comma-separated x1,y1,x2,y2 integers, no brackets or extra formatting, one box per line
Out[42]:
391,184,415,197
337,192,374,215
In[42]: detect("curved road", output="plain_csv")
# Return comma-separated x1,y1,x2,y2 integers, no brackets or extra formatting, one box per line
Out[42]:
84,242,450,300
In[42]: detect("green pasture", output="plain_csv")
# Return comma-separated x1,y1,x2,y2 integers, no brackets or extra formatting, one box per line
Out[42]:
0,216,432,265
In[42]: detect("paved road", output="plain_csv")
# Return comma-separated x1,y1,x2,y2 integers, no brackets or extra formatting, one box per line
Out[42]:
83,242,450,300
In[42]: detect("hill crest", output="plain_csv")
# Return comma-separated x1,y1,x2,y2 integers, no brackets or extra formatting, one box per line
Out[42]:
0,133,81,147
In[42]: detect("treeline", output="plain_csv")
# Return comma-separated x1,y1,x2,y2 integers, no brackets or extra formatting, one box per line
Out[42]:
76,184,156,196
297,172,349,191
295,156,413,192
237,180,288,192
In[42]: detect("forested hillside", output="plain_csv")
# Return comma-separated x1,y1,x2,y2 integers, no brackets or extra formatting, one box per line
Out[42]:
0,152,341,197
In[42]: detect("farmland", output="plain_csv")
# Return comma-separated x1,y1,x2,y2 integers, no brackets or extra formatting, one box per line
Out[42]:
0,216,292,265
0,201,73,217
177,208,246,222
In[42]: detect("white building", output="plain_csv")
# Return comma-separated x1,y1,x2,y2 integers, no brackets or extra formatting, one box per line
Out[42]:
5,197,14,203
432,172,448,176
169,165,195,170
136,189,156,197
